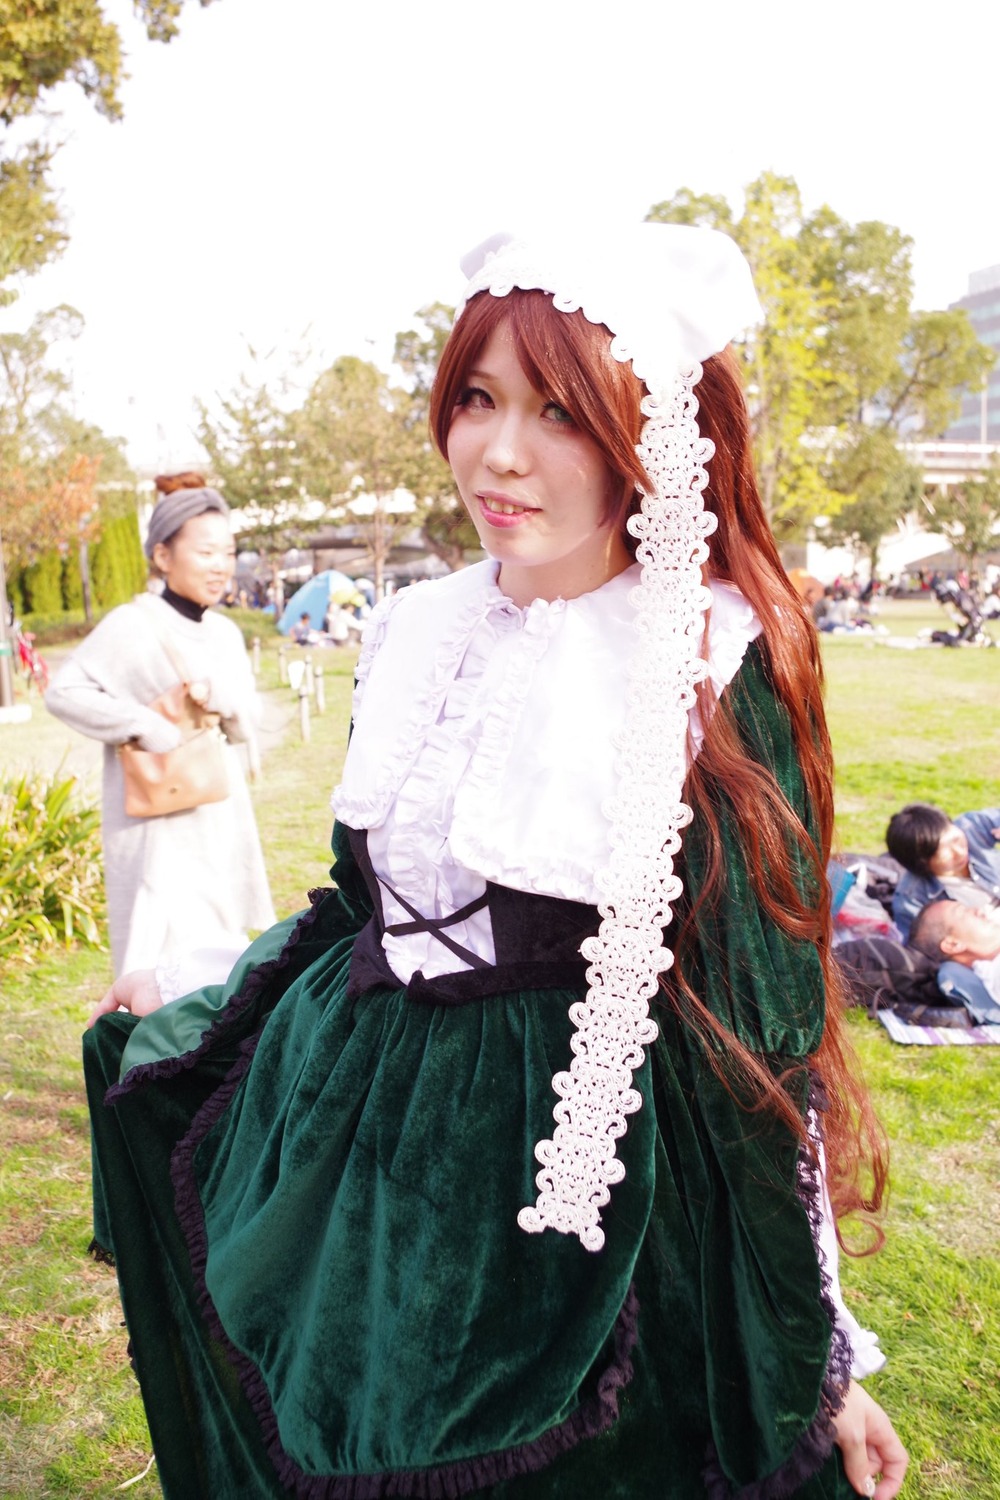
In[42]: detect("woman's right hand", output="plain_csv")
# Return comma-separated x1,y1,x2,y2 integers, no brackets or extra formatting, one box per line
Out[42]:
134,716,183,753
88,970,164,1026
832,1380,908,1498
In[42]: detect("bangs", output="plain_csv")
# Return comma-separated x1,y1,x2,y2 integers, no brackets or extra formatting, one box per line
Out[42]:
430,289,647,497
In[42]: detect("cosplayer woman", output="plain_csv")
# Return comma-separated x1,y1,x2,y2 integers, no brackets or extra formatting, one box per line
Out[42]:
84,227,906,1498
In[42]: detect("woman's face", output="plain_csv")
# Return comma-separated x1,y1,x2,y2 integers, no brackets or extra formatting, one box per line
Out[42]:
445,325,631,608
927,823,971,879
153,512,236,607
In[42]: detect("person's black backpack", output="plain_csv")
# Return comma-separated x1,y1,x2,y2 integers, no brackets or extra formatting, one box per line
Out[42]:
834,934,970,1025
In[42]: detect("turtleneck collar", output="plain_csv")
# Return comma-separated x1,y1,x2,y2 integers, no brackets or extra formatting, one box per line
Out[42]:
162,586,208,622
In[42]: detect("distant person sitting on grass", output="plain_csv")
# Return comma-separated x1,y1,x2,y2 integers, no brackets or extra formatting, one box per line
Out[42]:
886,803,1000,941
324,604,350,646
291,611,315,645
908,898,1000,1025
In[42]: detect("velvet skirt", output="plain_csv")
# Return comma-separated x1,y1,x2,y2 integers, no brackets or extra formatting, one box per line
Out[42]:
84,874,855,1500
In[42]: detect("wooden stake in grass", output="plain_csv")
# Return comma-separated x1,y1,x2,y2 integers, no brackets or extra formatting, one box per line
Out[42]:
315,665,326,715
298,680,311,742
251,637,261,676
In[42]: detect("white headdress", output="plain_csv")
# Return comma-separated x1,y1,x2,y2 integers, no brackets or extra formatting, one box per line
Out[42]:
455,224,762,1251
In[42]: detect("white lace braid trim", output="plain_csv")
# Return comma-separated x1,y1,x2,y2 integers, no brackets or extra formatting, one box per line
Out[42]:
518,368,715,1252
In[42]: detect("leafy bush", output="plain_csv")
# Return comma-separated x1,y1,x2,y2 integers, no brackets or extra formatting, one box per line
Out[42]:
22,550,64,614
91,507,147,610
19,609,91,643
0,773,106,962
61,547,85,611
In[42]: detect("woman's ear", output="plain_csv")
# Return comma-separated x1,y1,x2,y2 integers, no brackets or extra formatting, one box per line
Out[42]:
151,540,171,577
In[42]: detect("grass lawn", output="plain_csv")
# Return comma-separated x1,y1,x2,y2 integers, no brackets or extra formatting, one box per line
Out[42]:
1,615,998,1497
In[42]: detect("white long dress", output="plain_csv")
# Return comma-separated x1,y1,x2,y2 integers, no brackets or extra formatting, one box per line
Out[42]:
45,593,276,975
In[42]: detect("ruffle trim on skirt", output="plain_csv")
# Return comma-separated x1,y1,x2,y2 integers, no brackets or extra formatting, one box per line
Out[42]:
103,890,330,1106
168,1000,640,1497
87,1236,116,1267
702,1077,853,1499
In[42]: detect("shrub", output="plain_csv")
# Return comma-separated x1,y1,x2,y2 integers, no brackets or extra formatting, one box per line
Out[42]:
62,548,85,611
91,507,147,611
22,551,63,614
0,774,106,963
8,571,26,616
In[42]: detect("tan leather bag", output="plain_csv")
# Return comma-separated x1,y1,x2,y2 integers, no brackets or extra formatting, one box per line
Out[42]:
118,611,232,818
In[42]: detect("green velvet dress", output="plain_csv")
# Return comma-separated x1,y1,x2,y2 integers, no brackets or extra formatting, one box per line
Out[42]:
84,644,855,1499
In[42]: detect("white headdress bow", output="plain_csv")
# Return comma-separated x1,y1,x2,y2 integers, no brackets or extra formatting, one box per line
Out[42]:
456,224,761,1251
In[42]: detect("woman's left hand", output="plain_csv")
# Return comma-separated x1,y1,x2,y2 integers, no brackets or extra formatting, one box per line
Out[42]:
88,970,164,1027
832,1380,908,1498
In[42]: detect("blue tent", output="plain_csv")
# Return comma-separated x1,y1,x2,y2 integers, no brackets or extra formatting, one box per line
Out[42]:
277,571,361,635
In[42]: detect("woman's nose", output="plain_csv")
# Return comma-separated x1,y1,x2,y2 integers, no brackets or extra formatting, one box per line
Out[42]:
484,414,529,475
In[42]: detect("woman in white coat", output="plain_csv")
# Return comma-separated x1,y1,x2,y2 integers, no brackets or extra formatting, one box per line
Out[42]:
46,473,275,980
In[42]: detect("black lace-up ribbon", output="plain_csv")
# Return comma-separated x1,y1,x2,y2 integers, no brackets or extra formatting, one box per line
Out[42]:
378,874,491,969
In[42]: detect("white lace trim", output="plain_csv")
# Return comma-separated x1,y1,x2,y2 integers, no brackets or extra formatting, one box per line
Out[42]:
518,368,715,1252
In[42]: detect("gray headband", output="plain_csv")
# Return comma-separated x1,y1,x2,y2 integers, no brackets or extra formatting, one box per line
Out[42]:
144,487,230,558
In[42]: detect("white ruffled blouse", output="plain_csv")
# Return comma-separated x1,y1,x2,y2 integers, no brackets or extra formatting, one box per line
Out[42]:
332,559,761,981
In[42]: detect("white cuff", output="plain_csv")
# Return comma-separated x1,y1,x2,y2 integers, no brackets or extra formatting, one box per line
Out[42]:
154,940,247,1004
815,1131,886,1379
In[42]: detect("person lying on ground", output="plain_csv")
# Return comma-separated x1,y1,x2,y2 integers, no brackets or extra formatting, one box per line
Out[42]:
908,898,1000,1024
885,803,1000,941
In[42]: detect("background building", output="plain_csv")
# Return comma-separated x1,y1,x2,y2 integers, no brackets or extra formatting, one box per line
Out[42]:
945,264,1000,442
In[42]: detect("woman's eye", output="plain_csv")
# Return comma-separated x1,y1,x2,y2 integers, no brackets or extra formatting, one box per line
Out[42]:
457,386,492,410
544,402,575,426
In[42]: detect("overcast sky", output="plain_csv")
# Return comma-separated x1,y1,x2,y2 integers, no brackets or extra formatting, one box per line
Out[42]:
5,0,999,471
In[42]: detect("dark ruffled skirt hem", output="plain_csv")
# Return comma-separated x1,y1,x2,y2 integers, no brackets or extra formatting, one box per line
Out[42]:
167,945,643,1497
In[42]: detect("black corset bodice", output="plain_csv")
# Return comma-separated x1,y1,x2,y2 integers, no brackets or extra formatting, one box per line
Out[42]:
345,827,600,1005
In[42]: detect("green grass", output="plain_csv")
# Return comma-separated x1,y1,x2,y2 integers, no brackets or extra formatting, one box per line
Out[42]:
248,640,357,916
822,606,1000,851
1,620,999,1496
841,1022,1000,1497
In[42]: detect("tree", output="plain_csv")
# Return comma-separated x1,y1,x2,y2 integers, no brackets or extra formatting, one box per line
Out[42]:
646,174,995,544
0,307,131,618
0,305,80,461
822,431,924,578
294,356,425,598
394,303,478,570
649,174,840,537
0,146,65,301
1,452,101,574
197,358,306,577
0,0,214,297
925,461,1000,579
0,0,215,124
0,303,130,475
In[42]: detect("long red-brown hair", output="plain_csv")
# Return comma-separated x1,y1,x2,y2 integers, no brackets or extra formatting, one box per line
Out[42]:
431,289,886,1244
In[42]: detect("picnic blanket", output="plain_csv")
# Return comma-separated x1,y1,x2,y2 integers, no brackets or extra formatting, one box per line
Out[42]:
878,1011,1000,1046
